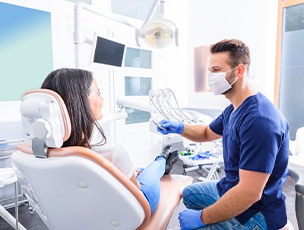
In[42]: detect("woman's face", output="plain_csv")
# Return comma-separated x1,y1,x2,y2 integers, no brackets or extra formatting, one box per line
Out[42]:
88,78,103,120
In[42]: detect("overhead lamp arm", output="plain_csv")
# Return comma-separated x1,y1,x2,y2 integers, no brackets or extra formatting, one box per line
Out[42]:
74,1,178,67
141,0,161,28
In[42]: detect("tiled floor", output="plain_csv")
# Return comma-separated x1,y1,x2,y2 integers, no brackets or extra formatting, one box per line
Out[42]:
0,159,299,230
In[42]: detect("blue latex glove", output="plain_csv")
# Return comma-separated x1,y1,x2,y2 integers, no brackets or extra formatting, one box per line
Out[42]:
157,120,184,135
179,209,205,230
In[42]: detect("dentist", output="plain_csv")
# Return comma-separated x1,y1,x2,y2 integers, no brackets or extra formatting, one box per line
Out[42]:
158,39,290,230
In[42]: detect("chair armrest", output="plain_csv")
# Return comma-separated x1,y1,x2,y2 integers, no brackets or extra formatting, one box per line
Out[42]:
289,166,304,194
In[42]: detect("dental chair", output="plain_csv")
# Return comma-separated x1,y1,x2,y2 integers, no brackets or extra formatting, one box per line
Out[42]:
288,127,304,230
288,166,304,230
11,89,193,230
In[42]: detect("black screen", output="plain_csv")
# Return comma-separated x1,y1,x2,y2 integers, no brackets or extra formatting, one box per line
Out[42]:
93,36,125,67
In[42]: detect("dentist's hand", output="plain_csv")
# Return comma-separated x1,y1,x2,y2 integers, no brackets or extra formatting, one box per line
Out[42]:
178,209,205,230
157,120,184,135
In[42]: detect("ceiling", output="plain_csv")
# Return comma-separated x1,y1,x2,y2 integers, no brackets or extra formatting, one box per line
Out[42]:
63,0,154,21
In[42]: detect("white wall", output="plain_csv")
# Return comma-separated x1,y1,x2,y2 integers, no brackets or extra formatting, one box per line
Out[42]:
0,0,120,140
0,0,136,119
0,0,155,161
160,0,278,111
155,0,189,108
0,0,279,117
0,0,279,155
0,0,74,122
0,0,75,141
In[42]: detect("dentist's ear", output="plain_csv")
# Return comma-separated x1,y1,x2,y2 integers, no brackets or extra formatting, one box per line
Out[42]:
236,64,246,78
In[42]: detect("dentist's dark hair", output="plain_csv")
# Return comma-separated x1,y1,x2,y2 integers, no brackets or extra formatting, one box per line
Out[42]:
41,68,106,148
210,39,250,71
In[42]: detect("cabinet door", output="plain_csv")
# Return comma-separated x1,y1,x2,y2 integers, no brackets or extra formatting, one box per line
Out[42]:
275,0,304,139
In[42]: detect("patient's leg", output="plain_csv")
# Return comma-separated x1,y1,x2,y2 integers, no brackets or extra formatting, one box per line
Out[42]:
136,157,166,214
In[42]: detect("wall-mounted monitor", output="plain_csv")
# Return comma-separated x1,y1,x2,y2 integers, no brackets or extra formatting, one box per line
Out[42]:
90,34,126,68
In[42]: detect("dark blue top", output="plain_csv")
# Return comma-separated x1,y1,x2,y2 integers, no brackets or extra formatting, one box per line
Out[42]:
209,92,289,230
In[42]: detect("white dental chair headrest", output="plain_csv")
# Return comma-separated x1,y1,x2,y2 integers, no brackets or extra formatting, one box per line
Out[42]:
20,89,71,155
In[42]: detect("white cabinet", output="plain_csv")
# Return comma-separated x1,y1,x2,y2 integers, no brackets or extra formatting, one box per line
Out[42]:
114,47,158,167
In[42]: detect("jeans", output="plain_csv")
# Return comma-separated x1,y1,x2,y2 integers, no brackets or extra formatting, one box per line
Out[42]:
136,156,166,214
182,180,268,230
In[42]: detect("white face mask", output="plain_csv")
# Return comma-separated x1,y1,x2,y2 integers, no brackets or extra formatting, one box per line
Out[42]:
207,67,238,95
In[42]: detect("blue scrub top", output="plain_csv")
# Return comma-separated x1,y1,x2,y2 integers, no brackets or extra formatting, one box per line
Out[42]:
210,92,289,230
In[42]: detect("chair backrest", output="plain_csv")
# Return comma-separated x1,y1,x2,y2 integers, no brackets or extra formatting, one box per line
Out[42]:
12,89,151,230
12,144,151,230
289,127,304,157
295,127,304,155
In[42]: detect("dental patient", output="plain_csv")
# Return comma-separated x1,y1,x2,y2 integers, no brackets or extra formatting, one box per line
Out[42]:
41,67,178,214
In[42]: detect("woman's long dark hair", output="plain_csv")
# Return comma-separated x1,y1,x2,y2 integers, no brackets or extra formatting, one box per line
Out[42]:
41,68,106,147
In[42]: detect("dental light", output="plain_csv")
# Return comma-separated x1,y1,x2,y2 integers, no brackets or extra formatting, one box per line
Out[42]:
135,0,179,49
